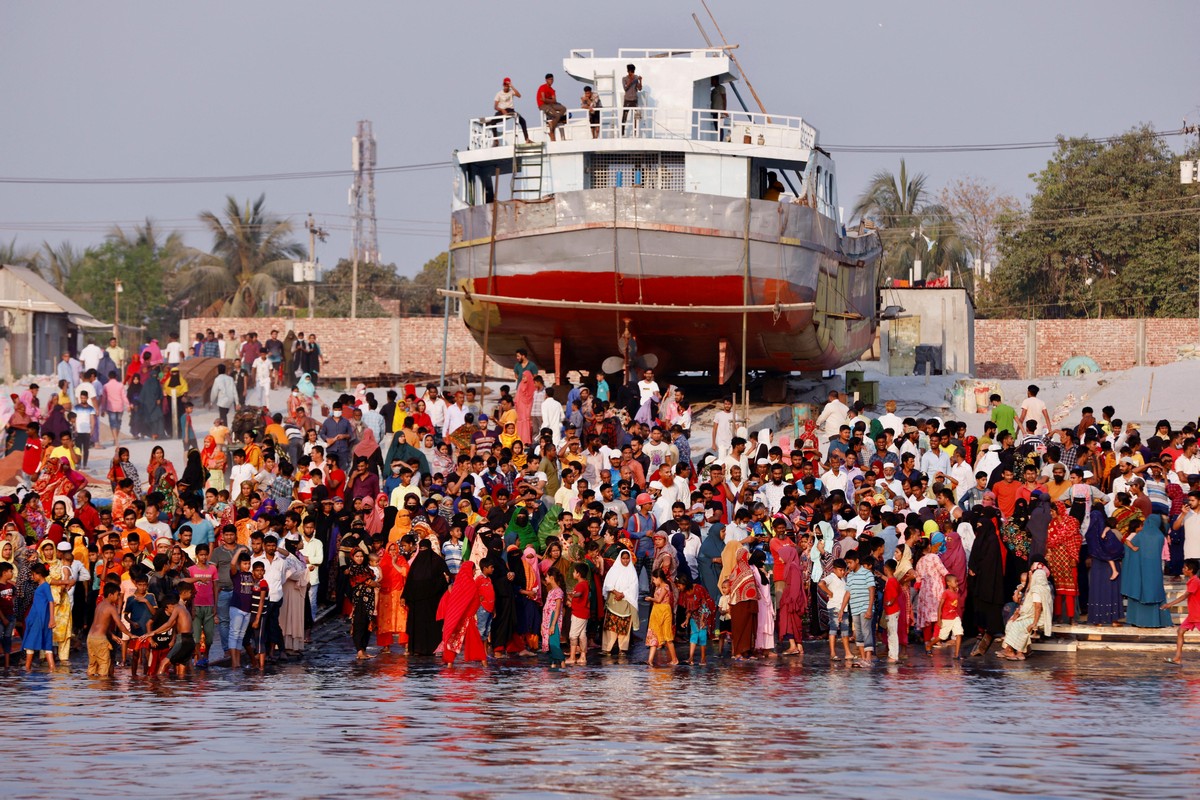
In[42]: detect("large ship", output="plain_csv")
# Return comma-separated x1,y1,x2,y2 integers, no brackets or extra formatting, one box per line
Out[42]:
448,47,880,383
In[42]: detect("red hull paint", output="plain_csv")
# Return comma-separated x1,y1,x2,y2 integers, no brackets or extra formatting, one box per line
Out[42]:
462,271,872,377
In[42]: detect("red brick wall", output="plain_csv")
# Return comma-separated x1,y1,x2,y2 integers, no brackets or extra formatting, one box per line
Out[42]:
182,316,507,383
976,318,1200,379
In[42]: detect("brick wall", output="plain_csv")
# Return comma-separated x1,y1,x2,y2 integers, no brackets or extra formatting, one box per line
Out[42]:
181,316,507,383
976,318,1200,379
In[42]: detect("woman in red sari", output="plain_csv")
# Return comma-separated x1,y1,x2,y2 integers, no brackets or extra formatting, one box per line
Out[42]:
32,457,86,516
1046,502,1083,624
776,544,808,655
437,561,486,664
376,540,409,654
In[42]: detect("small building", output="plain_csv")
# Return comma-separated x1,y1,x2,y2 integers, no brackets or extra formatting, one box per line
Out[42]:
877,286,975,376
0,264,109,381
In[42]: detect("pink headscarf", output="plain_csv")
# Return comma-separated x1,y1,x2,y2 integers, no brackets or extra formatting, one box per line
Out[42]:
940,530,968,586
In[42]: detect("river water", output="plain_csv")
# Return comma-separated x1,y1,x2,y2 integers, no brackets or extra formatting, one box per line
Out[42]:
5,629,1199,799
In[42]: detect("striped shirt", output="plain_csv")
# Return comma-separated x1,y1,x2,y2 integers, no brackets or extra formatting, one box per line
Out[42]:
845,567,876,614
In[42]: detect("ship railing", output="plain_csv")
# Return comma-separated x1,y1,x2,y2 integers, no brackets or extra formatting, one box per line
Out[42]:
691,109,817,149
468,107,818,150
567,47,729,59
469,107,664,148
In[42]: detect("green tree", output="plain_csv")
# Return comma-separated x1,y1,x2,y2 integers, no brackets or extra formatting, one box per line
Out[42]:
176,194,306,316
65,239,180,341
37,241,81,291
985,125,1200,318
318,251,449,317
852,160,966,282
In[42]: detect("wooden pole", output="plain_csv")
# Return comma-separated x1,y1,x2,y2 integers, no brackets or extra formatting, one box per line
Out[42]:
478,167,501,401
741,159,752,423
702,0,771,122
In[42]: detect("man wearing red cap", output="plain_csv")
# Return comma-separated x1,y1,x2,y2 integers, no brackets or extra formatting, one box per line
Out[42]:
493,78,531,144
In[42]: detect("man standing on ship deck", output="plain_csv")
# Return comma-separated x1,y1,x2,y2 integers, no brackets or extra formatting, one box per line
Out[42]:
621,64,642,137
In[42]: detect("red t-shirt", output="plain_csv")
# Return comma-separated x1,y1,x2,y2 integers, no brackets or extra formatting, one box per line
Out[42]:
939,588,961,620
883,576,900,614
536,83,556,107
570,580,589,618
1186,576,1200,623
993,480,1021,519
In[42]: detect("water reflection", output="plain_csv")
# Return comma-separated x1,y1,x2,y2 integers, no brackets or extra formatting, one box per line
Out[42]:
3,643,1200,799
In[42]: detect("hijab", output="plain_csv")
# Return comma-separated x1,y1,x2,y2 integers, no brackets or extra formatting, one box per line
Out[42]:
940,530,967,585
297,374,316,398
353,429,380,460
717,538,743,591
522,545,542,603
602,549,640,601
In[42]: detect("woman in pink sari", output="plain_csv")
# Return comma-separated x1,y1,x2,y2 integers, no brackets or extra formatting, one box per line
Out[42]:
776,544,808,655
515,374,535,444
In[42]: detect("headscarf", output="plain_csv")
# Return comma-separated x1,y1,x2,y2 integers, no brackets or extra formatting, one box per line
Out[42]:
1027,564,1054,636
522,545,542,603
778,544,808,617
179,449,205,493
41,398,70,441
364,493,386,536
602,549,640,602
1085,506,1123,562
717,539,744,593
297,374,316,398
353,428,380,460
726,547,758,604
508,507,537,550
940,530,967,586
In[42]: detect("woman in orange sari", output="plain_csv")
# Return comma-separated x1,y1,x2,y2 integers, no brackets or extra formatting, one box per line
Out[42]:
201,435,227,490
437,561,486,664
376,539,409,654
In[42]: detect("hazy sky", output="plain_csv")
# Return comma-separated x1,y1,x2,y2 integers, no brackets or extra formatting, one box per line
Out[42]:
3,1,1196,276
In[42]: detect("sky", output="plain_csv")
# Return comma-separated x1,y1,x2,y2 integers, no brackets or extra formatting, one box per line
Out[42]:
2,0,1197,277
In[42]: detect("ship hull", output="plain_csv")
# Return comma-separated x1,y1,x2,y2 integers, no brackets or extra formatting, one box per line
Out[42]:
449,188,880,377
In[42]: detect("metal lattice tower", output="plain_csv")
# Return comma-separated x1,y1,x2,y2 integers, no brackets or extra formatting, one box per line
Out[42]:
350,120,379,264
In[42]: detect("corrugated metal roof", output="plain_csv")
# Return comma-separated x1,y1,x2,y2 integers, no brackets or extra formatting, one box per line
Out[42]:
0,263,107,325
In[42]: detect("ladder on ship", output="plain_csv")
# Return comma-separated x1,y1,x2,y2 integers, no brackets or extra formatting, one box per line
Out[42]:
511,142,545,199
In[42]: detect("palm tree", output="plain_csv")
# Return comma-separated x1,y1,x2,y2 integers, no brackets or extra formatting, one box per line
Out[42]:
853,160,966,282
0,237,41,271
38,240,82,291
177,194,305,316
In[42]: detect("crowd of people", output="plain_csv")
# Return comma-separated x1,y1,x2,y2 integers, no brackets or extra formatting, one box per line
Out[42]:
1,329,1199,675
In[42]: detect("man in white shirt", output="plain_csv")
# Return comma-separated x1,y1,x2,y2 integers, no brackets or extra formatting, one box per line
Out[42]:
299,517,324,616
79,339,104,373
251,535,298,659
642,427,672,472
252,353,273,407
1174,437,1200,477
820,456,849,496
136,502,174,542
711,397,736,459
815,390,848,445
163,334,185,367
876,400,904,439
947,449,976,501
759,463,788,513
920,433,951,481
442,391,468,438
540,386,565,447
1018,384,1051,433
424,386,447,433
637,369,660,408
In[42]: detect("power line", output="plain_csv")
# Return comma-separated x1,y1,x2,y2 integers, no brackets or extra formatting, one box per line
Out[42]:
0,161,449,186
0,128,1191,186
824,128,1192,154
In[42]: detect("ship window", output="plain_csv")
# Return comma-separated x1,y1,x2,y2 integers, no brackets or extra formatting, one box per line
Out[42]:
585,152,685,191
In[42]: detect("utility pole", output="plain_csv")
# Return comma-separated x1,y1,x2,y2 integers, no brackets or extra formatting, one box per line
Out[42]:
349,120,378,321
1180,142,1200,345
305,214,327,319
113,279,123,341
